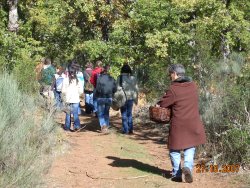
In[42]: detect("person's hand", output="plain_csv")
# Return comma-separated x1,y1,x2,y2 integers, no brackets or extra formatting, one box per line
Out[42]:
155,104,160,107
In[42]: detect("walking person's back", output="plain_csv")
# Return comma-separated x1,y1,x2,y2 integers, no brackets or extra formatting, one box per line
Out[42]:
90,60,103,117
95,65,117,133
39,58,56,108
40,58,56,87
158,64,206,183
117,64,138,134
61,67,84,131
83,62,94,114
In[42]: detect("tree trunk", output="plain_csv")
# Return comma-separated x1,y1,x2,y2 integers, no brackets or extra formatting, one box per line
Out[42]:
101,0,111,41
8,0,19,32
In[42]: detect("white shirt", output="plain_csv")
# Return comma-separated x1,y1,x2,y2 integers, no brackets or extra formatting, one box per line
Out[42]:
54,73,66,79
61,78,83,103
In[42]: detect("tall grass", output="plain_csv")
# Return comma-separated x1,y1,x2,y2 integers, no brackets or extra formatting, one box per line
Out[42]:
0,73,61,187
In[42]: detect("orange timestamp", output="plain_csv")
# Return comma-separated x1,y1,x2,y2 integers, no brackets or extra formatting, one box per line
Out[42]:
195,164,240,173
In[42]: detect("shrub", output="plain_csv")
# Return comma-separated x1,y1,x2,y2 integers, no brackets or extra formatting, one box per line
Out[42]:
199,54,250,165
0,73,61,187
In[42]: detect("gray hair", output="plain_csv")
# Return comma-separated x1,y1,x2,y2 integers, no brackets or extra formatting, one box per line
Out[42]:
168,64,185,77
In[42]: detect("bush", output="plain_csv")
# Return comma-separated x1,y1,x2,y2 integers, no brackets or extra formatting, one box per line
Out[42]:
13,59,40,94
199,54,250,165
0,73,61,187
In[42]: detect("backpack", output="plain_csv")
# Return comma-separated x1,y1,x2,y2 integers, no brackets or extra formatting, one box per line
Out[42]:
111,75,127,110
55,76,64,91
85,72,94,92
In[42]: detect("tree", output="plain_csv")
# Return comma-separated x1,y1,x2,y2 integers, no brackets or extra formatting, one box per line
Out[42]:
7,0,19,32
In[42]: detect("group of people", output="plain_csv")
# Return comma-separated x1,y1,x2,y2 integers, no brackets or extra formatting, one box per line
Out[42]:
37,59,206,183
38,59,139,134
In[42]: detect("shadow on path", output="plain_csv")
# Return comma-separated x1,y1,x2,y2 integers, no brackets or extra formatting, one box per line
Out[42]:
106,156,172,178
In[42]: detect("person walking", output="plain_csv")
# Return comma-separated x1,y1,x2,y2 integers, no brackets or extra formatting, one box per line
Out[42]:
90,60,103,117
71,60,85,115
95,65,116,133
39,58,56,108
61,67,84,131
83,62,94,114
157,64,206,183
52,66,66,110
117,64,138,134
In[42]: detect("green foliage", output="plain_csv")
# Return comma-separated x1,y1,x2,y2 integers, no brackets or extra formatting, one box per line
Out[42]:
199,53,250,164
13,60,40,93
222,128,250,164
0,0,249,165
0,73,60,187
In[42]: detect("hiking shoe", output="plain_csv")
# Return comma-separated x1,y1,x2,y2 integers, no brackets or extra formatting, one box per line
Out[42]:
74,127,81,132
171,176,182,182
101,125,108,134
182,167,193,183
63,127,71,131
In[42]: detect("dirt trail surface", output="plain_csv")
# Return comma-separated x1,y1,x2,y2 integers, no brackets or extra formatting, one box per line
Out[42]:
45,109,247,188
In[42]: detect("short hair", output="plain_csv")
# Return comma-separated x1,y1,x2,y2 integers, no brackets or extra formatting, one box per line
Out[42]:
101,65,110,74
57,66,65,75
96,60,102,67
121,64,132,74
168,64,185,77
44,58,51,65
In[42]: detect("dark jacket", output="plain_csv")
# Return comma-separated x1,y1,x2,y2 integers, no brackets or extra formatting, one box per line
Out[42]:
158,77,206,150
95,73,117,98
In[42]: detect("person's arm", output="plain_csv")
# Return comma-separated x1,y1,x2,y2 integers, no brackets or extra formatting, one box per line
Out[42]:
83,71,88,82
113,78,117,94
157,89,175,108
61,78,68,103
133,77,139,105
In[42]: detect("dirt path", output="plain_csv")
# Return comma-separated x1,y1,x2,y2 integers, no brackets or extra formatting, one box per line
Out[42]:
45,109,248,188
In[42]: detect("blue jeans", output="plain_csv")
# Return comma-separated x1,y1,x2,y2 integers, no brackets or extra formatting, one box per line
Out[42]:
120,99,134,133
169,147,195,178
97,98,112,127
64,103,81,130
78,103,81,115
93,89,98,113
54,91,63,109
85,92,94,114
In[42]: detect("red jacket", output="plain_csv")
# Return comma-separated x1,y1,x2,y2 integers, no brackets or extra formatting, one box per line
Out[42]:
90,67,103,88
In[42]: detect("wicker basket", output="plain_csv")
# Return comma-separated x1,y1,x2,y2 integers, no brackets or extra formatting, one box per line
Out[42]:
149,106,171,123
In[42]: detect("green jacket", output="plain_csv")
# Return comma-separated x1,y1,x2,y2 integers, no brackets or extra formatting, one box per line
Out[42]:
40,65,56,86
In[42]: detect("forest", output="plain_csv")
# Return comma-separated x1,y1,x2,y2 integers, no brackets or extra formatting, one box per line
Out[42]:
0,0,249,187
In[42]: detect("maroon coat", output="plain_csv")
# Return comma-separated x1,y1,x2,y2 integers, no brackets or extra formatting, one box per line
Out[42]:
158,77,206,150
